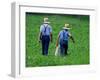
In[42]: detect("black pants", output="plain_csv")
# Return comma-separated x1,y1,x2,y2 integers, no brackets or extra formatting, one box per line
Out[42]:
41,35,50,55
60,40,68,56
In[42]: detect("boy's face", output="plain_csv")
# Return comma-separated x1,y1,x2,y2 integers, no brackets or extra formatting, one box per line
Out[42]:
64,29,68,31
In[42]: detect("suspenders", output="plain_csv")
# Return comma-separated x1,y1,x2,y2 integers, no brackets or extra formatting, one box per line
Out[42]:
44,25,47,34
63,30,68,41
63,30,66,39
43,24,50,35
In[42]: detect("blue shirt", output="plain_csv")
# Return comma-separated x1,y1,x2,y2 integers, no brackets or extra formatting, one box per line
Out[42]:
59,30,70,42
40,24,52,36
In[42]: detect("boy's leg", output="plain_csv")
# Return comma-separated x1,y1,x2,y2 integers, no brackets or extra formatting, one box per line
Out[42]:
44,36,50,55
64,44,68,55
60,44,65,56
64,42,68,55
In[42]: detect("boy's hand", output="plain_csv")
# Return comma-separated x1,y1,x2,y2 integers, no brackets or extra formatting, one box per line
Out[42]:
38,39,41,43
73,40,75,43
70,36,75,43
38,40,40,43
50,39,52,43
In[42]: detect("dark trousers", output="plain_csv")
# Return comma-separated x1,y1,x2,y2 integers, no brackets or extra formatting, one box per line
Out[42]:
41,35,50,55
60,40,68,56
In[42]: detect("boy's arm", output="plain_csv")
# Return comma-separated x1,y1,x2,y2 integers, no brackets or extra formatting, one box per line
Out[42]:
49,25,53,42
68,33,75,43
50,32,53,42
70,36,75,43
38,32,42,42
38,25,42,42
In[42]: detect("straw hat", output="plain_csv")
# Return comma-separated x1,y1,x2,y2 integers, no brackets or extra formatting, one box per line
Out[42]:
63,23,70,30
43,17,50,24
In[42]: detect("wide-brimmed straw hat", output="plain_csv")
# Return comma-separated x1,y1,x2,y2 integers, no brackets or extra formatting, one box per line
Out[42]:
43,17,50,24
63,23,71,30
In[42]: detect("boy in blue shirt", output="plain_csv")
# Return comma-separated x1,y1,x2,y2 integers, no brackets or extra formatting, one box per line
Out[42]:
56,24,75,56
38,18,52,56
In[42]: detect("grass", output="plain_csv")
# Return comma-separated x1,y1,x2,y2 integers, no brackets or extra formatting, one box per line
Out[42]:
26,13,89,67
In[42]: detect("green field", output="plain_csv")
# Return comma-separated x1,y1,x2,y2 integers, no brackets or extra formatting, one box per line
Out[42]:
26,13,89,67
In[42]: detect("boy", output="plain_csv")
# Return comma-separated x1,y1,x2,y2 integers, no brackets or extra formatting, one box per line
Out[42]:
56,23,75,56
38,17,52,56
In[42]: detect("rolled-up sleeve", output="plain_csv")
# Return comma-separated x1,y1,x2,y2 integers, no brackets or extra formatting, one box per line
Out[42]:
68,32,71,37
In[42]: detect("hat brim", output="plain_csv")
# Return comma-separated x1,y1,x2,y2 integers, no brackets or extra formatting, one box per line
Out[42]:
63,27,70,30
44,22,50,23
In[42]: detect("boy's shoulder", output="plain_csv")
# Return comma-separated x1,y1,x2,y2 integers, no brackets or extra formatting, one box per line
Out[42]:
59,30,63,34
41,24,51,27
59,30,70,33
